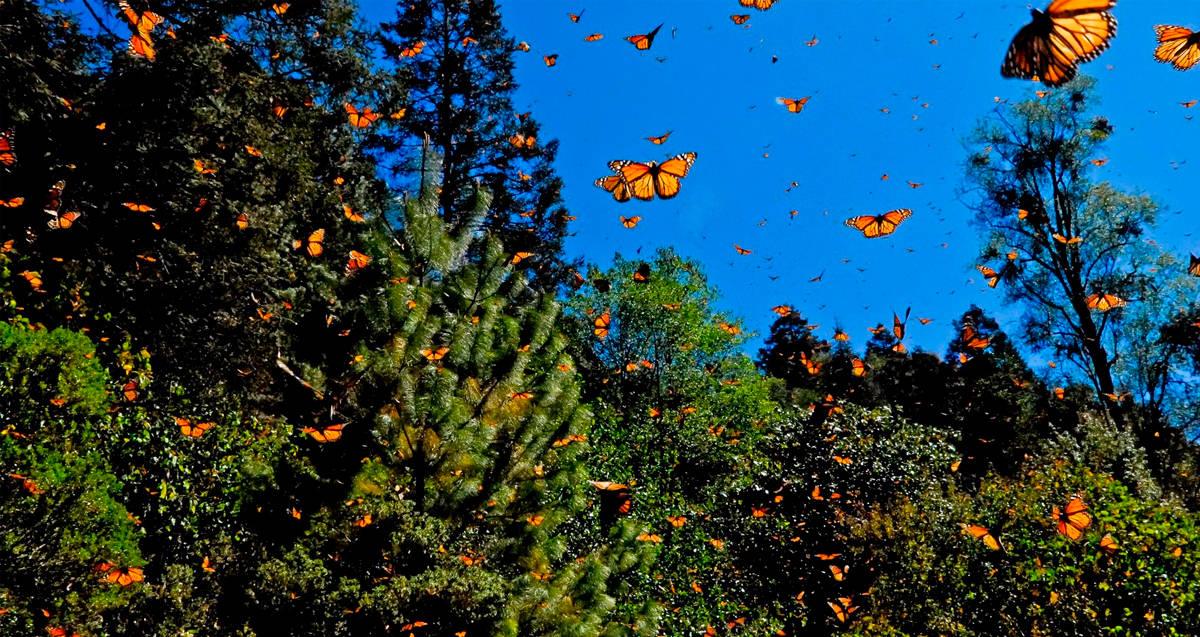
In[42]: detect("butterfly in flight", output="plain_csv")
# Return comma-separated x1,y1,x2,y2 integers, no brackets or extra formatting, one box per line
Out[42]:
776,96,811,113
1085,293,1125,312
595,153,697,202
646,131,672,145
344,104,380,128
740,0,777,10
844,208,912,238
1054,495,1092,541
1154,25,1200,71
626,23,664,50
1188,253,1200,277
1001,0,1117,87
960,523,1002,551
0,130,15,166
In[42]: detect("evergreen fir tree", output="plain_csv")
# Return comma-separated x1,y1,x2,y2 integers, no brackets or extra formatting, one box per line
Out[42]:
376,0,573,287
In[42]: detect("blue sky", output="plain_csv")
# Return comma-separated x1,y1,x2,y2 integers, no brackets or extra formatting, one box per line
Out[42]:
80,1,1200,361
357,0,1200,360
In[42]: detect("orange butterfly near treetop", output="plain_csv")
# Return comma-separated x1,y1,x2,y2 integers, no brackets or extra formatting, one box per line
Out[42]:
844,208,912,238
345,104,380,128
119,1,165,62
595,153,697,202
1001,0,1117,87
1154,25,1200,71
626,24,664,51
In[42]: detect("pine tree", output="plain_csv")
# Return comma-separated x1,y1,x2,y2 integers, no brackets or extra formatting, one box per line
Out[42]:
376,0,573,287
241,156,647,636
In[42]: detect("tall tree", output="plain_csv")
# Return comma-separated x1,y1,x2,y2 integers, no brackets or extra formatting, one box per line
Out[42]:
565,250,780,635
376,0,573,287
965,79,1197,424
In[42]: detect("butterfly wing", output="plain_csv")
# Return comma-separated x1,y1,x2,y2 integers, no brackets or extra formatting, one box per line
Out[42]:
1154,25,1200,70
653,152,697,199
595,174,632,202
878,208,912,235
612,161,656,200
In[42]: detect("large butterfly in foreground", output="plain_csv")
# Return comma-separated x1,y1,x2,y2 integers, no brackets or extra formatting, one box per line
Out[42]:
1001,0,1117,87
595,152,697,202
844,208,911,238
1154,25,1200,71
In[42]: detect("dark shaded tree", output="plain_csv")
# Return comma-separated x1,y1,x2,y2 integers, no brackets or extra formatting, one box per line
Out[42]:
377,0,573,287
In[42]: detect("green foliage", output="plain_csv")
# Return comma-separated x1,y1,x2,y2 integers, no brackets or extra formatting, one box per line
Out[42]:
565,250,780,635
377,0,574,287
0,321,140,636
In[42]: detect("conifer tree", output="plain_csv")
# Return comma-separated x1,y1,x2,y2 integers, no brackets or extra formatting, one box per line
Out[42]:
242,157,648,636
376,0,573,287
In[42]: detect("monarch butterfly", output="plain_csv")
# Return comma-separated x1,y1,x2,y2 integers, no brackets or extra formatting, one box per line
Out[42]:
827,596,859,623
893,307,910,340
48,210,81,230
509,133,536,149
193,158,217,174
516,41,531,52
236,212,249,230
1085,293,1125,312
667,514,686,527
799,352,821,376
771,304,793,316
776,96,811,113
851,358,867,377
0,130,15,166
303,423,344,443
833,328,849,341
123,202,155,213
733,244,752,255
294,229,325,257
1001,0,1117,87
626,24,663,50
593,311,611,339
718,321,740,335
421,346,449,361
590,480,633,516
245,145,263,158
398,40,425,57
568,10,584,23
1188,253,1200,277
345,250,371,273
0,197,22,208
176,417,214,438
20,271,44,292
510,251,533,265
543,54,558,67
619,215,641,228
961,523,1002,551
961,324,991,350
1053,233,1083,245
730,14,751,25
1053,386,1066,400
122,379,139,402
595,174,634,202
844,208,912,238
343,204,365,222
1054,495,1092,540
604,152,698,201
828,564,847,581
1154,25,1200,71
584,33,603,42
344,104,380,128
1099,533,1119,554
646,131,671,144
740,0,777,9
102,564,144,587
271,2,289,15
272,101,289,119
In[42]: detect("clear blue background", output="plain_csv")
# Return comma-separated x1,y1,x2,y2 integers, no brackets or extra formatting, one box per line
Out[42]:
87,1,1200,360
